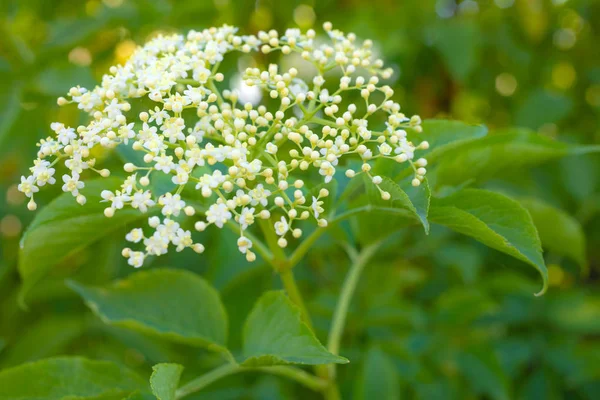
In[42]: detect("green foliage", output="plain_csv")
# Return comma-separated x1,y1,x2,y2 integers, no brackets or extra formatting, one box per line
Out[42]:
68,269,229,353
242,291,348,366
19,178,148,302
0,357,148,400
429,188,547,295
519,197,587,271
355,347,400,400
150,363,184,400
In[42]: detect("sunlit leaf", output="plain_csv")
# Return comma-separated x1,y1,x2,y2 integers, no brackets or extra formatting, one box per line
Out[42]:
150,363,184,400
0,357,147,400
19,178,147,303
68,269,229,353
429,188,547,295
242,291,348,366
519,197,586,271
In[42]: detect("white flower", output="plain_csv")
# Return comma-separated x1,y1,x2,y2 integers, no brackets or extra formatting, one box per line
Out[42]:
65,154,88,174
126,228,144,243
206,203,232,228
172,228,193,251
118,123,135,144
31,159,56,186
249,184,271,206
127,251,145,268
62,173,84,196
18,176,39,198
237,236,253,254
158,193,185,216
172,165,190,185
319,161,335,183
311,196,324,219
266,143,278,154
144,232,169,256
148,107,169,125
157,218,180,241
101,190,129,209
238,207,255,230
378,142,392,156
274,216,289,236
131,190,155,212
155,153,175,173
19,22,428,267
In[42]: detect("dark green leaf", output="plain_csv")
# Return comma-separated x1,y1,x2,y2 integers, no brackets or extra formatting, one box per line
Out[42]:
431,21,481,81
19,178,147,303
242,291,348,366
0,357,147,400
456,350,511,400
355,347,400,400
68,269,229,353
150,363,184,400
429,189,547,295
366,175,430,233
519,197,586,271
432,129,588,187
417,119,488,163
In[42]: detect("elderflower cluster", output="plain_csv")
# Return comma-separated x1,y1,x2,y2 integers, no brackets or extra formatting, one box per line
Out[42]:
18,22,428,268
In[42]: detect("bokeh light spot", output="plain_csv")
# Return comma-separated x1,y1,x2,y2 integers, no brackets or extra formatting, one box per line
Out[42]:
293,5,316,28
495,73,518,97
0,215,22,238
68,47,92,67
552,62,576,90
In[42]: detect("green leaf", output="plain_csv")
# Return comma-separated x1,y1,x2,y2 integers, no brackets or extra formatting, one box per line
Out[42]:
0,356,147,400
516,89,573,130
0,315,86,368
366,175,430,233
456,349,511,400
68,269,229,353
429,189,547,295
431,21,481,82
417,119,488,163
0,81,23,149
355,347,400,400
150,363,184,400
433,129,572,187
242,291,348,366
519,197,586,271
19,178,148,303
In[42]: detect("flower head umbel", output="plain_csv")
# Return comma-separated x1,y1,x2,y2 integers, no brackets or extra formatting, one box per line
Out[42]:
19,22,428,267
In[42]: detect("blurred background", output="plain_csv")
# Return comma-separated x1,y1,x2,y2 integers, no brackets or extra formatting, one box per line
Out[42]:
1,0,600,399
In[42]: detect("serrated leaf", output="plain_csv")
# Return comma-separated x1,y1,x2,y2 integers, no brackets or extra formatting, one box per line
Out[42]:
150,363,183,400
366,175,430,233
242,291,348,366
519,197,586,271
18,178,148,303
433,129,572,187
0,356,147,400
68,269,229,353
429,189,547,295
417,119,488,163
355,347,400,400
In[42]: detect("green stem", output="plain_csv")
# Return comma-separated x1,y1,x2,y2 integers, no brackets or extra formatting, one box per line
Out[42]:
175,364,329,399
258,366,329,391
288,227,326,269
278,256,340,400
327,242,381,365
175,363,239,399
279,267,313,328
